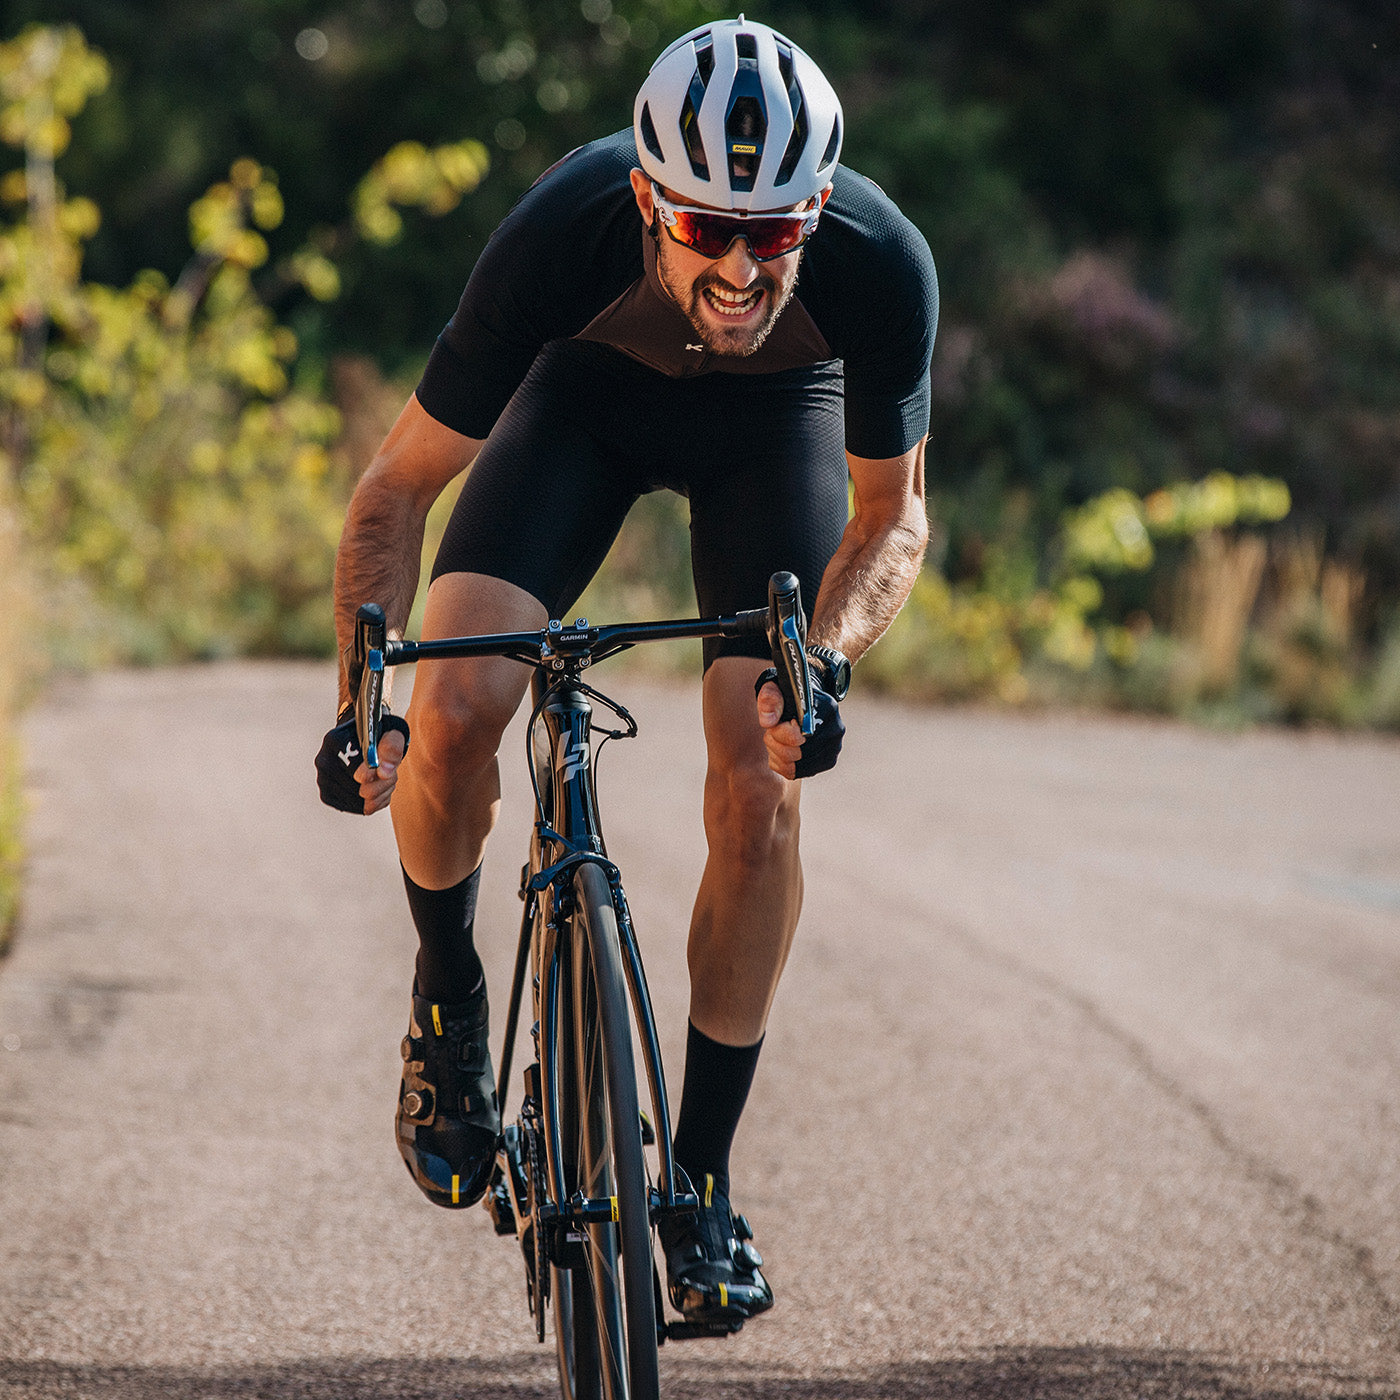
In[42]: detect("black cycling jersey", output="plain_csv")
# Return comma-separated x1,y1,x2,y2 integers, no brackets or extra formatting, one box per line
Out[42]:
418,129,939,666
416,129,938,461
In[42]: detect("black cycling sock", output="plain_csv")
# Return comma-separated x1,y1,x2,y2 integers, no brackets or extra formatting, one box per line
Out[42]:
402,863,485,1004
671,1020,763,1207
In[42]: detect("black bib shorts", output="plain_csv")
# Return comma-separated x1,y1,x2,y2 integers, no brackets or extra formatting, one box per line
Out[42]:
429,339,850,667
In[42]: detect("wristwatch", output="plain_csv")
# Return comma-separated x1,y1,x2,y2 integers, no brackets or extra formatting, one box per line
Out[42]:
805,645,851,701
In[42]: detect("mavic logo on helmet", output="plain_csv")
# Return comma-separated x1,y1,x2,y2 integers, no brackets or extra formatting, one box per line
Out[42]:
731,143,758,154
559,735,590,783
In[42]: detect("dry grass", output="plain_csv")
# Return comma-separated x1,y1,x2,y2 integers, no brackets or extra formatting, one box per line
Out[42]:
1270,531,1366,647
1173,530,1268,696
1168,529,1372,721
1251,531,1366,722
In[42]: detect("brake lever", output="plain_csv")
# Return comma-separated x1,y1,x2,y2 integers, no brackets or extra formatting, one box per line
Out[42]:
353,603,387,769
766,571,817,737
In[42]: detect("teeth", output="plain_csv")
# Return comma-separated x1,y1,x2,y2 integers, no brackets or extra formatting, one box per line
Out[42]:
704,286,762,317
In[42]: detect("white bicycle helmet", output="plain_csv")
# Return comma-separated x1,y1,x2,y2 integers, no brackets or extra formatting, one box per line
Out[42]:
634,15,843,212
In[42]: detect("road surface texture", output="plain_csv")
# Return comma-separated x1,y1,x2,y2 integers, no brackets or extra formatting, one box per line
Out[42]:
2,660,1399,1399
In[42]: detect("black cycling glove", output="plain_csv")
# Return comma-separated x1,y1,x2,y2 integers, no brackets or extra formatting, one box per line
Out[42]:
754,665,845,778
315,707,411,814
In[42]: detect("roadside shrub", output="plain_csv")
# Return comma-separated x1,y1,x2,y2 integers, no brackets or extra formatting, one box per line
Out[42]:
1,25,491,665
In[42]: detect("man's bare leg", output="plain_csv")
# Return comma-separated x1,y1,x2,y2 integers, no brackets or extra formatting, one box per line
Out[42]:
391,571,547,890
389,571,546,1210
688,656,804,1045
659,656,798,1324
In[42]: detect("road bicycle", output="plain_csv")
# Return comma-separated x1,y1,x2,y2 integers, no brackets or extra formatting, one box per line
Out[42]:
351,572,817,1400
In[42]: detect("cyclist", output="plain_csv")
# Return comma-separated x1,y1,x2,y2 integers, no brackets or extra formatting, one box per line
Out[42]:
316,15,937,1330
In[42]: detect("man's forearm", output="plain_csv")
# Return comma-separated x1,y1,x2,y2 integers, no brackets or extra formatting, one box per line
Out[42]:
808,508,928,664
330,396,485,711
332,473,430,710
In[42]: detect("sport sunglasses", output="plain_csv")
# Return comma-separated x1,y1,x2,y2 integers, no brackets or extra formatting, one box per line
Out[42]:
650,180,827,263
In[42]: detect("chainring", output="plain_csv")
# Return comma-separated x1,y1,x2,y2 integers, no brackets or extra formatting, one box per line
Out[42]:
524,1114,550,1342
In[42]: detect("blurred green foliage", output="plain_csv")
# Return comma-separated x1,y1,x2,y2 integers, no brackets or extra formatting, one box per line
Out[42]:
0,26,496,663
0,26,343,660
1,3,1398,720
861,472,1288,705
1063,474,1291,574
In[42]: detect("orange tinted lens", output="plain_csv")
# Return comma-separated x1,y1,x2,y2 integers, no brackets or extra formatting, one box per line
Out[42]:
668,209,809,261
743,217,811,260
668,210,744,258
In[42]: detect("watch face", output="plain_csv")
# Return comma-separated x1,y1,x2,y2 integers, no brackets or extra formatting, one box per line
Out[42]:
810,647,850,699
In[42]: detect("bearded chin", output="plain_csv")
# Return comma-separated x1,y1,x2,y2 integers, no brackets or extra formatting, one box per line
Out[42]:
687,274,794,358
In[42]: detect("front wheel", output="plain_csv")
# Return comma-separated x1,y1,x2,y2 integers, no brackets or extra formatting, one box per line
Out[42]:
552,861,659,1400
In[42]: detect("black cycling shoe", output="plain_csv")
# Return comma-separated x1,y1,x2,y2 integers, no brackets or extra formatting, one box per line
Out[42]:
658,1175,773,1327
396,985,500,1209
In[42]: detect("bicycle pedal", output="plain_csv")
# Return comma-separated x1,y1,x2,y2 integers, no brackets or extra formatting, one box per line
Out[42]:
547,1222,588,1271
650,1186,698,1222
485,1180,517,1237
663,1319,743,1341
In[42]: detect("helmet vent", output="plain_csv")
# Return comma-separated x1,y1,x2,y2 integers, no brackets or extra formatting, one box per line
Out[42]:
681,86,709,179
774,104,808,187
820,111,842,169
774,40,805,187
694,36,714,87
736,33,757,60
776,41,795,94
639,102,663,161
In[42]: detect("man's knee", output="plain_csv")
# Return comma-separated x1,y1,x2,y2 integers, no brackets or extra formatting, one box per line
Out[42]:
408,674,517,780
404,572,543,784
706,756,799,868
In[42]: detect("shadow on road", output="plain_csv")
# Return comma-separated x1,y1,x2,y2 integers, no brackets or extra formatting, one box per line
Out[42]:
0,1347,1392,1398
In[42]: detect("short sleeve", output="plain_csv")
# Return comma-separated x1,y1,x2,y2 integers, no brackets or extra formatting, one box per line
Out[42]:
800,171,940,461
415,134,642,440
841,222,938,459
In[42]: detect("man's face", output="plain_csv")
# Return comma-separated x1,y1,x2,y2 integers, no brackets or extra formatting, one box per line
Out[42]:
630,169,807,358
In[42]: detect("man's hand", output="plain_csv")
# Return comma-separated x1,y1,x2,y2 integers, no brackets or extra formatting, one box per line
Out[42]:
756,676,845,780
315,710,410,814
757,679,803,778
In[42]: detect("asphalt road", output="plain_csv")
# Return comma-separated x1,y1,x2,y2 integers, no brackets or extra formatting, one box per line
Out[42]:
2,660,1399,1398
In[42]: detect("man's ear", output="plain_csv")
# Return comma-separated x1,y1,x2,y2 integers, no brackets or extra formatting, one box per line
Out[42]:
630,167,655,224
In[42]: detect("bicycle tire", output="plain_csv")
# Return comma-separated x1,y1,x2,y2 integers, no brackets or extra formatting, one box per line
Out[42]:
552,860,659,1400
